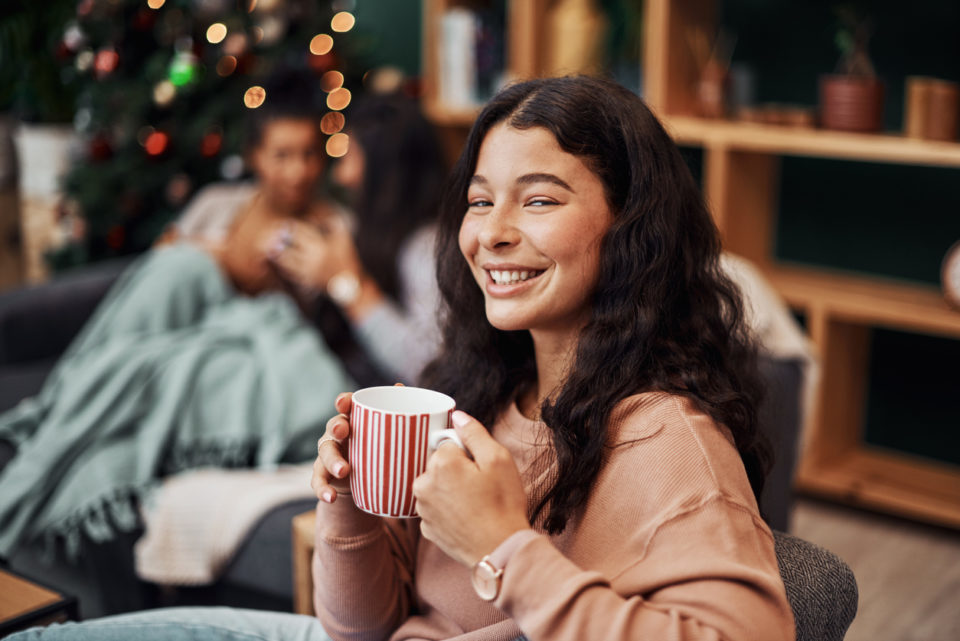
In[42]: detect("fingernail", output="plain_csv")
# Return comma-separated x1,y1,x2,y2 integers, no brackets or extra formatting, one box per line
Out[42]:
451,410,470,428
333,462,345,477
322,490,333,503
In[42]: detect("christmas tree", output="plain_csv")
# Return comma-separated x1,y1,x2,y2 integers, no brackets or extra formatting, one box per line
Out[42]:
50,0,371,269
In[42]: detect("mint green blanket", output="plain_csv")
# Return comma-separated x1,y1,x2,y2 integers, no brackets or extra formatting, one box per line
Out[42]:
0,245,352,558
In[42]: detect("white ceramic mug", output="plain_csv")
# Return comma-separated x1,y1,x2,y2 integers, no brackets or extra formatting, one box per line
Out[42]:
348,386,459,518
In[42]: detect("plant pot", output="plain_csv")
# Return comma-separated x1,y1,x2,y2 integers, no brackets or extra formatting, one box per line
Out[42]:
819,75,885,132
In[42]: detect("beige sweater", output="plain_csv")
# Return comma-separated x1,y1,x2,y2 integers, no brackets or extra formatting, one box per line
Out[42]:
313,392,795,641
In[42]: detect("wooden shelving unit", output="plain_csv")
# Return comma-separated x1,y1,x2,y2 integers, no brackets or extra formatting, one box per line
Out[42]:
421,0,549,128
422,0,960,528
647,0,960,529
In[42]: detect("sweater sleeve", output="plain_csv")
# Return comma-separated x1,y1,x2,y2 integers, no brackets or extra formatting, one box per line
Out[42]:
352,226,441,384
312,496,419,641
494,497,794,641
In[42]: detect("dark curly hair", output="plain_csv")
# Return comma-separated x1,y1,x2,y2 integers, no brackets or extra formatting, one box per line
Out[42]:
420,76,770,534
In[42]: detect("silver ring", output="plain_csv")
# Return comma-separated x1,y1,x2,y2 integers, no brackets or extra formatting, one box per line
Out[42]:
317,434,341,454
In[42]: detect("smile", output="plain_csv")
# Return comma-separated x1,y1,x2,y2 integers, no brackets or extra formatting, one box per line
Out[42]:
488,269,544,285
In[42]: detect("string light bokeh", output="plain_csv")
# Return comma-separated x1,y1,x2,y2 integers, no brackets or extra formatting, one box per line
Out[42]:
206,23,228,45
331,11,356,33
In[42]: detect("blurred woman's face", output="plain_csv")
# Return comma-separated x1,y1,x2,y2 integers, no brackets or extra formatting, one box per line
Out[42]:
250,118,323,214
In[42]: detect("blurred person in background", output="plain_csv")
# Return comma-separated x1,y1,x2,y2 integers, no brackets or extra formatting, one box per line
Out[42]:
0,70,447,579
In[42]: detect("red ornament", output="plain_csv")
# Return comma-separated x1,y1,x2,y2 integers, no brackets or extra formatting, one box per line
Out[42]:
89,135,112,161
77,0,94,17
200,131,223,157
144,131,170,157
94,49,120,78
106,225,126,250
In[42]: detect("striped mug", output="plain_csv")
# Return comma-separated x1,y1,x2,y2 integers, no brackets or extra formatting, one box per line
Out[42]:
348,386,458,518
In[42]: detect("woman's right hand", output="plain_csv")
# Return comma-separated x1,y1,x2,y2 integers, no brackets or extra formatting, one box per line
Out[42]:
311,393,354,504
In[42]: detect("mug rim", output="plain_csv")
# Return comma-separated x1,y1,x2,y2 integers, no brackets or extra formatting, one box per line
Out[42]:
351,386,455,415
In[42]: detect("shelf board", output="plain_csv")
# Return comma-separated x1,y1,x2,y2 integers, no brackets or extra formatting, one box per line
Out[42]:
796,448,960,529
664,115,960,168
767,265,960,339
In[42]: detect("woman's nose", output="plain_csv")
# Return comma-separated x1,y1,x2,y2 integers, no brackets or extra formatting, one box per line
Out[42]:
287,156,320,184
477,205,521,249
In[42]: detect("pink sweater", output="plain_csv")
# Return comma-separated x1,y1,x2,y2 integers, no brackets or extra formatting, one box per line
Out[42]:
313,392,796,641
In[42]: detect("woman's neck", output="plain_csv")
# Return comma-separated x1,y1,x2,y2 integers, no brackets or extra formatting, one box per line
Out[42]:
250,191,311,221
519,329,580,421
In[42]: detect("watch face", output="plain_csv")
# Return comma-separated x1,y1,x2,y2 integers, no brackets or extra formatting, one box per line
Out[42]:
471,559,502,601
943,241,960,309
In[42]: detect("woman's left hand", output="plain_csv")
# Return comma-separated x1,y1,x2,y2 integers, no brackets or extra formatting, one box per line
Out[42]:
413,410,532,568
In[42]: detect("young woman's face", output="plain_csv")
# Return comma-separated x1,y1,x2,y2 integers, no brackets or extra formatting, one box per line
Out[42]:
250,118,323,213
459,123,613,338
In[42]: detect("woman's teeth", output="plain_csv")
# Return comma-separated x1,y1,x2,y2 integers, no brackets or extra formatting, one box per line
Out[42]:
489,269,541,285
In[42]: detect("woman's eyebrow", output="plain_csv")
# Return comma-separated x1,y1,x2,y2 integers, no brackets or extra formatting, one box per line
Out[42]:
516,172,574,192
469,172,575,192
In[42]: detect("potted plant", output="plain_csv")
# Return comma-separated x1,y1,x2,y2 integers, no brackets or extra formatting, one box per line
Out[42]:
819,6,884,132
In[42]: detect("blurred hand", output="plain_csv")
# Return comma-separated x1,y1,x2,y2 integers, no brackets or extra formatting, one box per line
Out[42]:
412,410,531,567
311,393,355,504
266,216,362,291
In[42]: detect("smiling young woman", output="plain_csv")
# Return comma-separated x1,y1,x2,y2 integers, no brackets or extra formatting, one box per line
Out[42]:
310,75,793,641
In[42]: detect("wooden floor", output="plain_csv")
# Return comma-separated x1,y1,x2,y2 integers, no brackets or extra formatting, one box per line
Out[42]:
791,497,960,641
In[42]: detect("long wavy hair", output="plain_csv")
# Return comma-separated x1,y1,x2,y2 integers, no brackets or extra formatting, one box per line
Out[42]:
420,76,770,534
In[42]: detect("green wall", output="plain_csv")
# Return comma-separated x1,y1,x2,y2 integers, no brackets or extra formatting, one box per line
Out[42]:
353,0,421,77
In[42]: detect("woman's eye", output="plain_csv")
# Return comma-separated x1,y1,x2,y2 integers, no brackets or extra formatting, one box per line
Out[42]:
526,198,557,207
468,199,492,208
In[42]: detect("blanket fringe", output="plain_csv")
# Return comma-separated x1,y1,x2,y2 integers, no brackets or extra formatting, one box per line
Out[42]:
41,439,260,562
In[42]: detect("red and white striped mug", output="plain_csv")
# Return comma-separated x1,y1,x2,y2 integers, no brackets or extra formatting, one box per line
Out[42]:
348,386,459,518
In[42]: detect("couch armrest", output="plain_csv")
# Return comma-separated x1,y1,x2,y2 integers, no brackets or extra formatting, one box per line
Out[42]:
0,258,132,365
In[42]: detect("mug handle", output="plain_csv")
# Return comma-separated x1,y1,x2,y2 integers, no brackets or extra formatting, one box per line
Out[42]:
428,428,465,453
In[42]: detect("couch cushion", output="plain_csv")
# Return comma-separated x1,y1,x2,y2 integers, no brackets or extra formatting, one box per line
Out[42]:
0,360,55,413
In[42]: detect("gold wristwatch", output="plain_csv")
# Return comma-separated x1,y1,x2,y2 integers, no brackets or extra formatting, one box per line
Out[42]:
471,555,504,602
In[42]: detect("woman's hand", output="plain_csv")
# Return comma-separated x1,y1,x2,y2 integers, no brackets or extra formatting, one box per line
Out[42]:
266,217,362,291
311,393,354,504
413,410,531,568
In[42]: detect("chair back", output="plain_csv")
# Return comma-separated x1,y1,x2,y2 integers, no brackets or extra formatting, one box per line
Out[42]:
774,530,858,641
